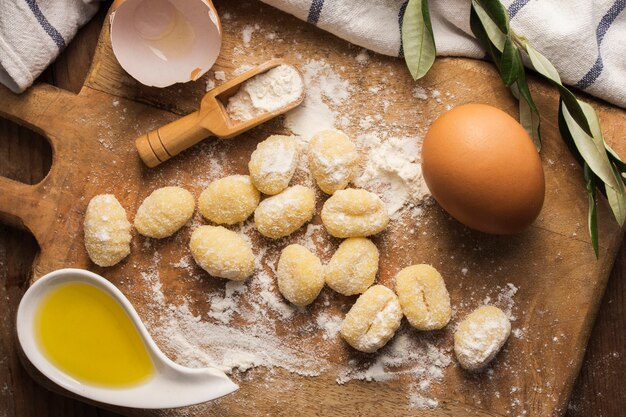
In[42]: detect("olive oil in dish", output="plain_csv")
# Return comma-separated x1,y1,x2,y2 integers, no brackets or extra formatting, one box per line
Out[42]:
34,282,154,387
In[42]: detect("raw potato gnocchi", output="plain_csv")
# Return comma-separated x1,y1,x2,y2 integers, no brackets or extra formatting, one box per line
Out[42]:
276,244,324,306
395,264,452,330
189,226,254,281
308,130,358,195
248,135,299,195
198,175,260,225
325,238,379,296
454,305,511,371
254,185,315,239
321,188,389,238
134,187,195,238
340,285,403,353
84,194,131,267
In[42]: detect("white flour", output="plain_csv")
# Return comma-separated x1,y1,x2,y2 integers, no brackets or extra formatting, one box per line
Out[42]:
354,134,430,219
285,59,351,140
226,64,304,122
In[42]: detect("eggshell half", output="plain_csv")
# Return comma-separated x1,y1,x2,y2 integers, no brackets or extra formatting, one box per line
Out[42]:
110,0,221,87
422,103,545,235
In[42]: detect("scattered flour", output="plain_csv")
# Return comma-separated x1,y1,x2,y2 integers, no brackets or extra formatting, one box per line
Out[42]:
285,59,351,140
354,134,430,219
242,24,259,47
214,70,226,81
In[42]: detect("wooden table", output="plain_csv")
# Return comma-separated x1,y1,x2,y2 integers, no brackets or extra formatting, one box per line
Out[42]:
0,5,624,417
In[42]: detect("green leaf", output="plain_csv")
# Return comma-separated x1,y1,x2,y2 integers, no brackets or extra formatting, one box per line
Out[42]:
556,86,593,136
402,0,436,80
500,37,523,86
605,142,626,172
584,164,600,258
472,0,506,51
474,0,509,33
525,43,561,84
561,101,621,192
519,90,541,150
558,100,585,166
605,161,626,226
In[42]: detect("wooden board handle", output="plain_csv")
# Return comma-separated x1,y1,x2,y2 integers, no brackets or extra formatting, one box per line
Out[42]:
0,177,36,231
135,111,211,167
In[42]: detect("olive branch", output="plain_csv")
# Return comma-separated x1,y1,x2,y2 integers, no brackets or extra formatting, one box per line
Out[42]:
402,0,626,257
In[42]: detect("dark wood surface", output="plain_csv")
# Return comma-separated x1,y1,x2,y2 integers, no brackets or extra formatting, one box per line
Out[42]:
0,4,624,417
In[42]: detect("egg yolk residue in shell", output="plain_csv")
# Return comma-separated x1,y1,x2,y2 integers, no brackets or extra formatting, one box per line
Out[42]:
422,103,545,235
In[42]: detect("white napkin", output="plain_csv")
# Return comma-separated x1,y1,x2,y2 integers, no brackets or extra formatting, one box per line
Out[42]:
261,0,626,108
0,0,99,93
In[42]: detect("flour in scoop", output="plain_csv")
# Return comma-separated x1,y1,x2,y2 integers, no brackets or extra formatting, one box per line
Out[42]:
226,64,303,122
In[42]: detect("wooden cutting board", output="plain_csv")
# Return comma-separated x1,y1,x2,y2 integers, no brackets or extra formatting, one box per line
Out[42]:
1,2,624,416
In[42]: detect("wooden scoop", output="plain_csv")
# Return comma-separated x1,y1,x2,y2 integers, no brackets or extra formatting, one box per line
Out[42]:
135,59,305,167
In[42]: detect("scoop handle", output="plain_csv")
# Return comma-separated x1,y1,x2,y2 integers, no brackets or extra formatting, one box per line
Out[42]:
135,111,211,168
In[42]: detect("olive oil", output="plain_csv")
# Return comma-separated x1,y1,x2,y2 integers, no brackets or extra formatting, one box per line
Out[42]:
35,282,154,387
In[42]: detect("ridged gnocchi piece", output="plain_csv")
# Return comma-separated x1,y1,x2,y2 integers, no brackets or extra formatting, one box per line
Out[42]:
340,285,403,353
276,244,324,306
454,305,511,371
308,130,358,195
189,225,254,281
248,135,299,195
395,264,452,330
325,238,379,296
198,175,260,225
134,187,195,238
254,185,315,239
84,194,131,267
321,188,389,238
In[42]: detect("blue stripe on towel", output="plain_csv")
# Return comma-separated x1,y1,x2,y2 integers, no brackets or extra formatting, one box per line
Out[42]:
575,0,626,89
24,0,66,49
508,0,531,19
398,0,408,57
307,0,325,24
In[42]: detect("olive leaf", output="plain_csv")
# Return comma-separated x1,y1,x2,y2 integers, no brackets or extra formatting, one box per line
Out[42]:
561,101,621,192
519,91,542,150
500,37,523,86
402,0,436,80
471,0,506,51
605,142,626,171
605,163,626,226
474,0,509,33
525,43,561,84
469,4,503,63
584,164,600,258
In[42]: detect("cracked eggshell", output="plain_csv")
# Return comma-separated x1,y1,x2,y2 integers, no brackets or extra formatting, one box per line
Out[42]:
110,0,221,88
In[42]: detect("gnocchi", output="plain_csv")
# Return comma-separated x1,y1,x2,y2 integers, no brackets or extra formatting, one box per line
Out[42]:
340,285,403,353
198,175,260,225
395,264,451,330
189,225,254,281
321,188,389,238
248,135,299,195
134,187,195,238
308,130,358,195
276,244,324,306
254,185,315,239
454,305,511,371
84,194,131,267
325,237,379,296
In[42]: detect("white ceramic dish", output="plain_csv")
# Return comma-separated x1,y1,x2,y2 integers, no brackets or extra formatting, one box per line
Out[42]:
16,268,238,409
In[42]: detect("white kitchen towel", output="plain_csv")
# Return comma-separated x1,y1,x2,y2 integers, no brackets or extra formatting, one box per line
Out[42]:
0,0,100,93
261,0,626,108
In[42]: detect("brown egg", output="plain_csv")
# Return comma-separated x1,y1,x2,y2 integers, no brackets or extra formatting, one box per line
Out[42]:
422,103,545,234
